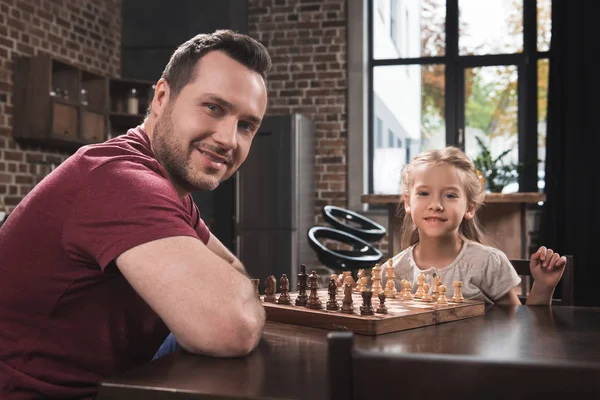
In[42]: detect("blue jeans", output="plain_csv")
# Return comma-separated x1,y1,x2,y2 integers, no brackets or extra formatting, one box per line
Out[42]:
153,333,180,360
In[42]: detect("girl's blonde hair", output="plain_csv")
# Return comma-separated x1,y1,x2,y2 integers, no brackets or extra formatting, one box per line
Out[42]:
398,146,491,250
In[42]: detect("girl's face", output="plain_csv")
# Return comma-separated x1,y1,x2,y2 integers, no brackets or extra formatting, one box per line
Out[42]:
404,163,474,241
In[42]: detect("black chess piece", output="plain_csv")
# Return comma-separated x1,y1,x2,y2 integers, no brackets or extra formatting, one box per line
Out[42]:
277,274,292,305
376,291,388,314
306,270,323,310
341,283,354,314
326,278,339,311
295,264,308,306
360,289,374,315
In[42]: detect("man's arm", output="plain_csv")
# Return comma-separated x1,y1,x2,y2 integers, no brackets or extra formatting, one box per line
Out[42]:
205,232,246,275
116,236,265,357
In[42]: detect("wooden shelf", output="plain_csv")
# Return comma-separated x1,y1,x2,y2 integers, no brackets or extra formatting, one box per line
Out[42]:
13,54,154,150
361,192,546,205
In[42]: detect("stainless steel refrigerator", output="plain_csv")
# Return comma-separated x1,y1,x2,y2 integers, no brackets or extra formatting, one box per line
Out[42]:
236,114,315,288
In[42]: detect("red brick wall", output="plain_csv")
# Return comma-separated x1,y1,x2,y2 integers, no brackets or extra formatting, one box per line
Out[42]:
248,0,348,222
0,0,121,213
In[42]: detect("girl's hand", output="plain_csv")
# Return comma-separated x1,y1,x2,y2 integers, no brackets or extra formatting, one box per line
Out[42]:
529,246,566,290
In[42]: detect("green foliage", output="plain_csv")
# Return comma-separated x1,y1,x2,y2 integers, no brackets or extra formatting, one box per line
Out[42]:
472,136,520,193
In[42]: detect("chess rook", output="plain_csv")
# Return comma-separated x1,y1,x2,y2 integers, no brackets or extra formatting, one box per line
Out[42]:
360,289,375,316
452,281,464,303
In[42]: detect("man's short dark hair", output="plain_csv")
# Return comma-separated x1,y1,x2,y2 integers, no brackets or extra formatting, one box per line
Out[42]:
161,29,271,99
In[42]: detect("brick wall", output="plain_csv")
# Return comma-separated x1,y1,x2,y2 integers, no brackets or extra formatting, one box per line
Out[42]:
248,0,348,222
0,0,121,213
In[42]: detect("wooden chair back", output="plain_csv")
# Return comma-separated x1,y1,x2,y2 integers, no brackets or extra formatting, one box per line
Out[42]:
328,331,600,400
510,255,574,306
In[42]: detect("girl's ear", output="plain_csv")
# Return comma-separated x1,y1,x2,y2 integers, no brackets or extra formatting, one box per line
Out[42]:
403,194,411,214
464,203,476,220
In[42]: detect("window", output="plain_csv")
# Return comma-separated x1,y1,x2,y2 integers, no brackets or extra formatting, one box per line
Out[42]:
388,129,395,147
376,117,384,148
390,0,399,52
377,0,385,20
368,0,550,195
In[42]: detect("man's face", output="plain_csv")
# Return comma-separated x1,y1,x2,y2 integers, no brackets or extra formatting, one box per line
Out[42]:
152,50,267,194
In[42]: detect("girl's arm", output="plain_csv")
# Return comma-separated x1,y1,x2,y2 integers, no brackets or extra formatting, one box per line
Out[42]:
494,287,521,305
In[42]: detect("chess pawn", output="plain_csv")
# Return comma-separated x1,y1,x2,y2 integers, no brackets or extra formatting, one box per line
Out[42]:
403,281,413,300
360,289,375,316
341,283,354,314
326,278,339,310
414,273,425,299
277,274,292,305
359,276,368,292
421,282,433,302
357,268,365,282
376,291,388,314
437,284,448,304
330,274,339,292
250,278,260,299
399,279,408,300
384,279,397,299
452,281,464,303
306,270,323,309
263,275,277,303
344,274,356,290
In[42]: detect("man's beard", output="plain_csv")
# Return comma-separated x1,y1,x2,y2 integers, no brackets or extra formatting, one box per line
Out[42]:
152,112,221,192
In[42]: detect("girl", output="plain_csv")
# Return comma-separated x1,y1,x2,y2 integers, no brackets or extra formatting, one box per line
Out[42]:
392,146,565,305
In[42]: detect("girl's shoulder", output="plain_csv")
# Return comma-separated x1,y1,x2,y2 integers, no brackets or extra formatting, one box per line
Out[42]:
462,241,511,268
391,245,415,272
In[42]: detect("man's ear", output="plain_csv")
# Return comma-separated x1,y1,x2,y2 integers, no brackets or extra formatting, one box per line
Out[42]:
152,78,171,115
403,194,411,214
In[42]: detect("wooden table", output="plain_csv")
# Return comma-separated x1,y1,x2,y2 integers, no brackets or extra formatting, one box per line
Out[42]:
361,192,546,259
97,305,600,400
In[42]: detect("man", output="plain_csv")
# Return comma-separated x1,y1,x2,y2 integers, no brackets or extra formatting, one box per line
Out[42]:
0,30,270,399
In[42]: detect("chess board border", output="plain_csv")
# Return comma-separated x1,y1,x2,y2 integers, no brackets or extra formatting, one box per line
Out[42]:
263,289,486,335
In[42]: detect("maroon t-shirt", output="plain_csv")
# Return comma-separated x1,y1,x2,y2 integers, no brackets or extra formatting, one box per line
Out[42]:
0,127,210,399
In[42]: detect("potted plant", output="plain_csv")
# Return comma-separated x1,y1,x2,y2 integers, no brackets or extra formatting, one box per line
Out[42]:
472,136,521,193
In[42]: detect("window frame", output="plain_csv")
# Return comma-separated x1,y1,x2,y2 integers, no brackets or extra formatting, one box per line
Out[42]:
366,0,550,194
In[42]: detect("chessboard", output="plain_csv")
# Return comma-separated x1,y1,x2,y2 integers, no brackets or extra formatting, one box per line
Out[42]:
262,289,485,336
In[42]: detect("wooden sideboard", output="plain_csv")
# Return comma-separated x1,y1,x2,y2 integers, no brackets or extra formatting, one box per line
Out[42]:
361,192,546,259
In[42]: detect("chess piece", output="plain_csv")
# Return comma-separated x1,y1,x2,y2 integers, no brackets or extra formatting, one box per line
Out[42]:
360,289,375,315
341,283,354,314
376,291,388,314
264,275,277,303
277,274,292,305
452,281,464,303
403,280,413,300
326,278,339,310
250,278,260,299
384,258,396,285
359,276,368,292
415,273,425,299
421,282,432,302
306,270,323,309
344,274,356,289
355,269,365,292
384,279,397,299
437,284,448,304
331,274,339,292
432,275,441,301
399,279,407,299
295,264,308,306
371,263,382,296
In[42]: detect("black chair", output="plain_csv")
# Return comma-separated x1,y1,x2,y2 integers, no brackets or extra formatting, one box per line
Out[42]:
328,331,600,400
510,255,574,306
307,226,383,271
322,205,386,242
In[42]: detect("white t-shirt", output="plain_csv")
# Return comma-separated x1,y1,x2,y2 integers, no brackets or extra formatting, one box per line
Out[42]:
392,241,521,304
